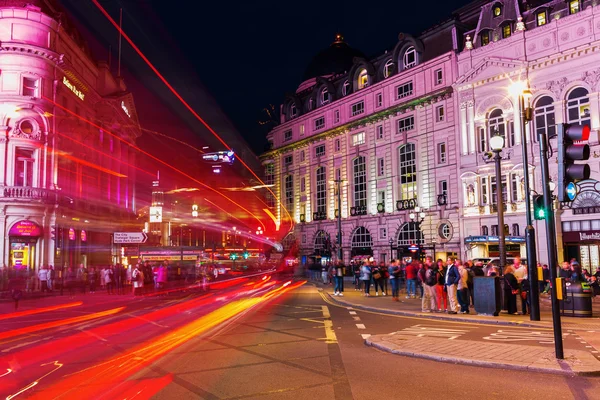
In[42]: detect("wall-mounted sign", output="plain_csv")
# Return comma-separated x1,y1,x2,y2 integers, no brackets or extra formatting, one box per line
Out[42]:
396,198,417,211
62,76,85,101
464,235,526,244
202,151,235,165
68,228,75,240
9,220,41,237
113,232,148,244
149,206,162,223
81,229,87,242
121,101,131,118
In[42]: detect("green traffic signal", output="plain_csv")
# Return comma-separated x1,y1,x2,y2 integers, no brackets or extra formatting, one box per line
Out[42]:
533,195,545,220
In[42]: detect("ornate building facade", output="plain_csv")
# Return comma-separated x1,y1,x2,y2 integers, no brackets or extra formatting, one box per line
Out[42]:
262,25,463,265
0,1,141,273
456,0,600,272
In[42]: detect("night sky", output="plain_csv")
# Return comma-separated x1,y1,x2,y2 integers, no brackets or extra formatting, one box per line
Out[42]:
65,0,470,156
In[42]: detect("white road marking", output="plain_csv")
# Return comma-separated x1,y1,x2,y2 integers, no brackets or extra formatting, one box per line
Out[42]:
352,316,361,321
356,324,366,329
484,330,559,344
395,324,470,340
361,334,371,339
349,311,357,315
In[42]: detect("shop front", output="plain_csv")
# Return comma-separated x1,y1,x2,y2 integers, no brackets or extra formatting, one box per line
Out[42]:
562,225,600,275
9,220,41,277
464,235,525,260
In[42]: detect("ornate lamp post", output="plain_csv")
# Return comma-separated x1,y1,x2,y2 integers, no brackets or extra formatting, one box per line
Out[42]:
409,207,426,259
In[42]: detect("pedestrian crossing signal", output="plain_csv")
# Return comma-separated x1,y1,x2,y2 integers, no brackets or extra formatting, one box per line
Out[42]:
533,195,545,220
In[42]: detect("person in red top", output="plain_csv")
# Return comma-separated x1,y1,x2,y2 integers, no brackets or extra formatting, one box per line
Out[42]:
405,260,419,298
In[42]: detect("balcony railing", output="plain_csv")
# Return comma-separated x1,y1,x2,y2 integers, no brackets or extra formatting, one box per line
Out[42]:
1,186,56,201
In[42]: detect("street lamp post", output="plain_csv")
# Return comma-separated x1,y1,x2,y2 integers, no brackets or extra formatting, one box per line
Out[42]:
490,135,507,272
331,178,344,263
409,207,426,260
389,238,394,261
510,82,540,321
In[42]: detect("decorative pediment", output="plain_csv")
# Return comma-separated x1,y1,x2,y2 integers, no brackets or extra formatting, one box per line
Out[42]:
456,57,527,86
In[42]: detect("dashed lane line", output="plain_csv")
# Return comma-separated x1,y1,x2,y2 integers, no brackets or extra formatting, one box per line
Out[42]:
356,324,366,330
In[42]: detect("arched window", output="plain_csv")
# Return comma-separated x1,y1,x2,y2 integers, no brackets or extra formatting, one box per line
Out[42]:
285,175,294,212
315,166,326,214
397,222,423,246
512,223,520,237
320,87,330,105
314,230,328,252
566,87,590,125
482,225,489,236
353,156,367,208
383,59,394,78
403,46,417,69
342,80,351,96
488,109,506,145
492,3,502,17
502,23,512,39
534,96,555,140
480,30,491,46
351,227,373,249
357,69,369,90
290,103,297,119
399,144,417,200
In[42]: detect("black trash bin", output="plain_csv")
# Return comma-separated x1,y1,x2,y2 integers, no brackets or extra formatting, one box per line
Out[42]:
560,282,593,318
474,276,502,316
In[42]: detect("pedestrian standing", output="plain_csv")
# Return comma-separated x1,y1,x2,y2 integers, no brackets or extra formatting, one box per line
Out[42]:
88,266,97,293
157,264,167,289
360,262,371,297
47,266,54,292
77,264,87,294
421,259,437,312
435,260,448,312
66,266,76,297
372,263,385,296
353,263,361,291
503,266,519,315
445,259,460,314
333,262,344,296
405,260,418,299
457,262,470,314
389,260,401,301
132,264,144,296
38,266,49,293
104,265,114,294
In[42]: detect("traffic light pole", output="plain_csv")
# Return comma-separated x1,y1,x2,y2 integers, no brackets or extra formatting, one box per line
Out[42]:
493,149,507,273
519,95,540,321
538,129,564,359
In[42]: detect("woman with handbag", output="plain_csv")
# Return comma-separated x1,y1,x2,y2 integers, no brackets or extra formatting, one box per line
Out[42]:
503,266,519,315
371,263,385,296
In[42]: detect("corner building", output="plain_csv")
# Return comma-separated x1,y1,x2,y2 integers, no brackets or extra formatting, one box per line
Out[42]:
0,1,140,275
455,0,600,271
262,27,463,265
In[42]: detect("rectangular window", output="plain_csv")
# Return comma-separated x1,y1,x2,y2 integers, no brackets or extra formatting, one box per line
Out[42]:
435,69,443,85
397,116,415,133
300,177,306,192
569,0,579,15
315,144,325,157
300,150,305,162
283,155,293,166
352,132,365,146
436,106,445,122
491,225,498,236
335,168,341,181
378,157,385,176
399,144,417,200
300,124,305,136
439,180,448,196
481,177,488,204
335,139,341,152
283,130,292,142
378,190,386,205
285,176,294,211
14,148,34,187
491,175,508,206
481,31,490,46
316,167,326,214
478,127,487,152
511,174,519,202
314,116,325,131
334,110,340,123
380,227,387,240
22,77,38,97
437,142,447,164
508,121,515,147
536,11,546,26
396,81,413,99
351,101,365,117
502,24,511,39
353,156,367,208
376,93,383,108
377,125,384,140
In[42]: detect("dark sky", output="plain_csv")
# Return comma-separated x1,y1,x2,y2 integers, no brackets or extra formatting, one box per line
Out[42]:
65,0,470,155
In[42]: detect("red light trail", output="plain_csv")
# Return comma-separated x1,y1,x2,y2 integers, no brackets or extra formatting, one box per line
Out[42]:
0,302,83,321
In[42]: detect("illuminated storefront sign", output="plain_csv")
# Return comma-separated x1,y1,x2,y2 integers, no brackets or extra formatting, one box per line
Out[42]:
81,229,87,242
121,101,131,118
68,228,75,240
9,220,41,237
149,206,162,223
62,76,85,101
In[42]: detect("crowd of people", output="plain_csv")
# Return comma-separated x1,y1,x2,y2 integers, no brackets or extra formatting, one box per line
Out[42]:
310,256,600,315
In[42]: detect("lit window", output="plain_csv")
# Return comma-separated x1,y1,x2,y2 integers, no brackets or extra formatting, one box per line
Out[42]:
316,167,326,214
377,125,384,140
300,177,306,192
352,132,365,146
567,87,590,125
438,142,447,164
378,157,385,176
314,116,325,131
481,177,488,205
300,150,305,162
435,69,443,85
502,24,511,39
351,101,364,117
290,103,297,118
490,175,508,207
534,96,556,140
22,77,38,97
321,87,331,105
283,155,293,166
285,176,294,212
399,143,417,200
488,109,506,146
334,110,340,123
357,69,369,90
569,0,580,15
478,126,487,152
403,46,417,69
14,148,34,187
440,223,451,239
436,106,445,122
493,5,502,17
353,156,367,208
283,130,292,142
481,31,490,46
342,80,351,96
383,59,394,78
397,116,414,133
537,11,547,26
376,93,383,108
396,81,413,99
315,144,326,157
335,139,341,152
300,124,305,136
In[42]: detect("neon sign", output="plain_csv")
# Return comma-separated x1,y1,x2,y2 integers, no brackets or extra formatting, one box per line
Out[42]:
62,76,85,101
9,220,41,237
68,228,75,240
121,101,131,117
81,229,87,242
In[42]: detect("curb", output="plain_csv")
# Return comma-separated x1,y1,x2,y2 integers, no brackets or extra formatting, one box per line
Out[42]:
365,337,600,377
322,291,553,329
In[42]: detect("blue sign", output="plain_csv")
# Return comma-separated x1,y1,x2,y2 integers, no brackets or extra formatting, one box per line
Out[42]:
566,182,577,201
408,244,420,252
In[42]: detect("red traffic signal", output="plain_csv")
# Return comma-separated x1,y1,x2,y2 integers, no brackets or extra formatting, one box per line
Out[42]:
557,123,591,202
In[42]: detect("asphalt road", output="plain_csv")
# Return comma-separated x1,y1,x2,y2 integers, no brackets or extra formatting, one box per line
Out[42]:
1,281,599,399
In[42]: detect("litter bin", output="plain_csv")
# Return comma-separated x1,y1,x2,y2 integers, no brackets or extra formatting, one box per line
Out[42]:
560,281,593,318
474,276,502,316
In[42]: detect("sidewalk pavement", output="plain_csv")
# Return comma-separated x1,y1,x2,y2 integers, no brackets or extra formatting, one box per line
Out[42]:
316,278,600,331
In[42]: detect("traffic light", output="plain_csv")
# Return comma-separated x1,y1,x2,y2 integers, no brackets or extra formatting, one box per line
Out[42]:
533,195,545,220
557,123,591,202
243,252,249,259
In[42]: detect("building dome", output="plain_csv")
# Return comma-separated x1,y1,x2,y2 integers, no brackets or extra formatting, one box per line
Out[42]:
303,34,365,81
